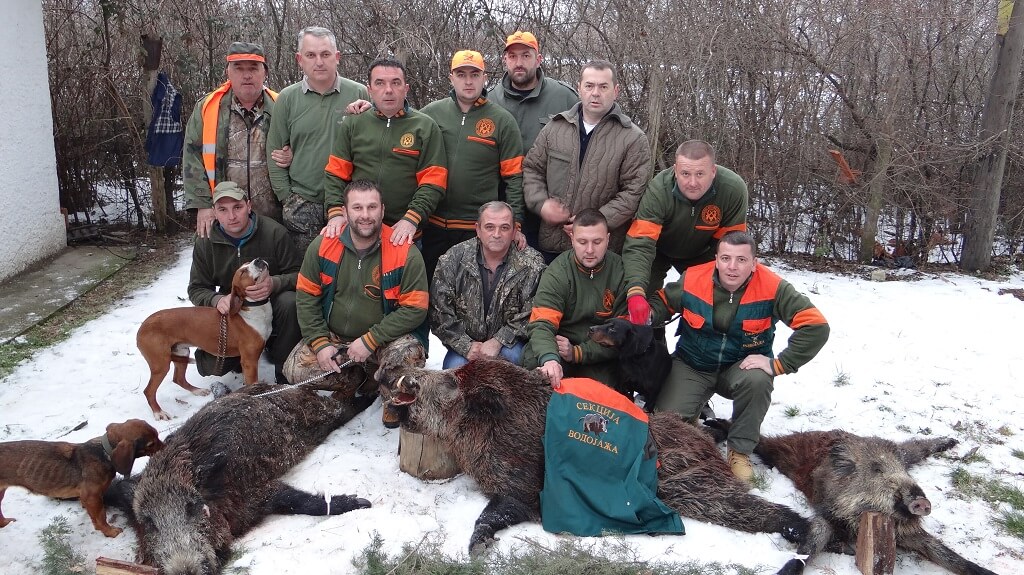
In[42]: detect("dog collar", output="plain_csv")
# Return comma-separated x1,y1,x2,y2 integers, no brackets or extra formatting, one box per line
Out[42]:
100,433,115,458
245,298,270,307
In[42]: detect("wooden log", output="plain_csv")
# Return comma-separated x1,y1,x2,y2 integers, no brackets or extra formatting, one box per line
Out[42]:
855,511,896,575
398,427,460,480
96,557,158,575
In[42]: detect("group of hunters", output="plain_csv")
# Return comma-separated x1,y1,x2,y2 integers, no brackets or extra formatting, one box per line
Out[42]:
183,26,830,483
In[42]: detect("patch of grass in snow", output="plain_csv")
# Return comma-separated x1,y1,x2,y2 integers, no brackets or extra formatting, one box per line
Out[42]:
950,467,1024,540
353,530,761,575
749,471,770,492
783,406,800,418
952,420,1007,446
998,510,1024,540
1011,448,1024,460
0,234,188,381
38,516,85,575
831,369,851,387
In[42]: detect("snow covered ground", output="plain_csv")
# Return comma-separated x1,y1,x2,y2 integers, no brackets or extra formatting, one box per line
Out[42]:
1,246,1022,574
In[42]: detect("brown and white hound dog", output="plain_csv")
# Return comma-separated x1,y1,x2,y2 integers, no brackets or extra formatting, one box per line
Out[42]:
0,419,163,537
136,258,273,419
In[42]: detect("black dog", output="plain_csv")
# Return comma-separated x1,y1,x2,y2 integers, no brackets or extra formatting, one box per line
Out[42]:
588,318,671,410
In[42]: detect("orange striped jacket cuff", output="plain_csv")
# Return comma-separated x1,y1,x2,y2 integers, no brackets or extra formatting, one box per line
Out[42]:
402,210,422,226
310,336,331,353
361,332,379,352
772,358,785,376
572,345,583,364
627,286,646,298
327,206,345,220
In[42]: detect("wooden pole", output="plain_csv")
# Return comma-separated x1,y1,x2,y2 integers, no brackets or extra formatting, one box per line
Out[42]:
141,34,168,233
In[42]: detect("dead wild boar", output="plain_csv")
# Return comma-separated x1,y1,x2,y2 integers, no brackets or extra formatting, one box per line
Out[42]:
105,384,373,575
724,425,1001,575
380,358,811,557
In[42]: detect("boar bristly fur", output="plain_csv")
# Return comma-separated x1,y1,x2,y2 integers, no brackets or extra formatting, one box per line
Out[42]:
106,384,372,575
381,358,810,556
750,429,1001,575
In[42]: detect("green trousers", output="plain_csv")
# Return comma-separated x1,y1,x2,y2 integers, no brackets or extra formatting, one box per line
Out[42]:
654,357,774,454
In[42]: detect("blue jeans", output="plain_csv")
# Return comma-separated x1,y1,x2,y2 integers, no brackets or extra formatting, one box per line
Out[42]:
442,341,524,369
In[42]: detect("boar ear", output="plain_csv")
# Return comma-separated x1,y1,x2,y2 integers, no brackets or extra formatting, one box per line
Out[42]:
464,385,506,419
829,443,856,476
195,454,228,498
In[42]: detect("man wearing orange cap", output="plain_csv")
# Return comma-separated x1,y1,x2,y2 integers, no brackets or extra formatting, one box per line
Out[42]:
184,42,290,237
418,50,526,280
490,31,579,252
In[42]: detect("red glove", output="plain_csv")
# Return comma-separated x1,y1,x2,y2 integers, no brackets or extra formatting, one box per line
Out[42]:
628,294,651,325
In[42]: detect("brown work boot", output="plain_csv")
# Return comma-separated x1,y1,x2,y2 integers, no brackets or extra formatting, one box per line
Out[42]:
728,449,754,483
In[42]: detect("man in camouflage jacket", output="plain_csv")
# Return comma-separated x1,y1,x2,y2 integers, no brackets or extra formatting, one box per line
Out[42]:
430,201,545,368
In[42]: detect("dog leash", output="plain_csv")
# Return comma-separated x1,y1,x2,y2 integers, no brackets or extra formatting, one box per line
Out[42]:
214,314,229,375
651,313,680,329
251,355,356,398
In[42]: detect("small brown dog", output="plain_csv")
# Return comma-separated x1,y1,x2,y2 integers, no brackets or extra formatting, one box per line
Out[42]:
0,419,163,537
137,258,273,419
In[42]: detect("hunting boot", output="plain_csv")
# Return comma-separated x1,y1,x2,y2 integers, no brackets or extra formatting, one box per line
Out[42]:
728,448,754,482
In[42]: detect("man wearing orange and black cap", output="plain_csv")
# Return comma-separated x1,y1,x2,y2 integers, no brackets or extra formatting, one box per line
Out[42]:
490,32,578,152
418,50,526,280
490,31,578,252
183,42,286,237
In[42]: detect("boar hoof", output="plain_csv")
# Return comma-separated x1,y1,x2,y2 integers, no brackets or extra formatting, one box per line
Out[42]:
775,558,806,575
468,527,496,555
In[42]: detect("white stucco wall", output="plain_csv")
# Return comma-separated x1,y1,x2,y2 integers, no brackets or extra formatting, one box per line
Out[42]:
0,0,65,283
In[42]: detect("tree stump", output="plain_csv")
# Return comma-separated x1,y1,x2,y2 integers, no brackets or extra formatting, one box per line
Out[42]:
398,427,460,480
96,557,158,575
856,511,896,575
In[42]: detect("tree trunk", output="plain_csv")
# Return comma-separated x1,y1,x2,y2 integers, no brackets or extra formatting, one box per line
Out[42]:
962,3,1024,271
860,138,892,263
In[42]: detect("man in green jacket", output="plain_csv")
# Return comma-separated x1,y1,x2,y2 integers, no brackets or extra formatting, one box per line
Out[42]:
286,180,429,398
523,209,627,391
623,140,748,325
322,59,447,248
649,231,829,481
490,31,579,153
183,42,288,237
489,30,579,253
267,26,368,253
419,50,526,280
187,181,302,384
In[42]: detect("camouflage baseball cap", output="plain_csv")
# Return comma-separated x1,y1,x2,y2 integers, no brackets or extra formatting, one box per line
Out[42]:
212,181,248,203
226,42,266,63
